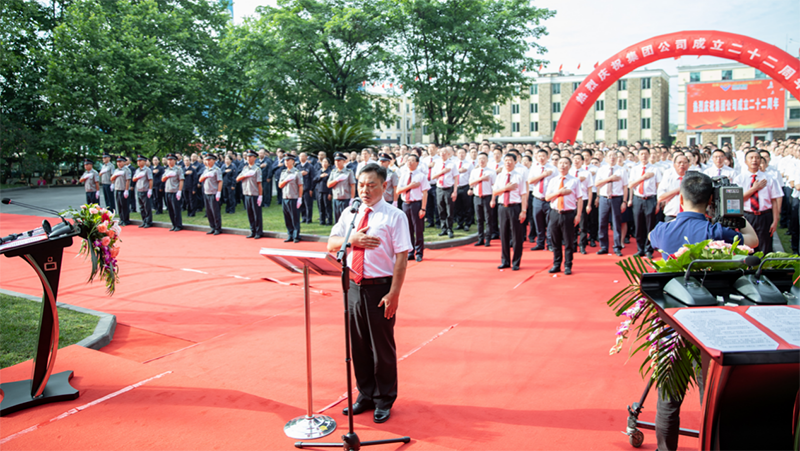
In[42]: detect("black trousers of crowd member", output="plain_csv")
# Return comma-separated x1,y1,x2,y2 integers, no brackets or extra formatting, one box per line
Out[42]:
204,194,222,232
549,209,576,270
575,197,590,251
348,279,397,410
588,194,599,242
632,195,657,255
455,185,471,228
436,186,455,231
282,198,301,240
85,191,100,206
490,203,499,239
301,189,314,223
498,203,523,268
655,364,704,451
153,187,164,214
101,184,115,212
127,188,136,212
791,197,800,254
263,178,273,207
333,198,350,224
223,185,237,213
165,192,183,228
598,196,623,252
781,187,792,227
274,179,282,204
114,190,130,224
194,188,204,213
317,192,332,225
527,194,536,242
532,197,551,249
402,200,424,259
474,195,492,243
136,191,153,226
745,209,773,254
426,185,439,227
244,195,263,237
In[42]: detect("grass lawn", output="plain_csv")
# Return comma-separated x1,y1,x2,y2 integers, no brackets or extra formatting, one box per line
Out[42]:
777,226,794,254
0,294,99,369
165,202,475,242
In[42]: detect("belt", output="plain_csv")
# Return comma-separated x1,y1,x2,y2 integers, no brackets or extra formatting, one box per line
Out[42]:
634,195,655,200
601,195,622,199
438,185,453,190
748,208,772,216
351,276,392,286
556,209,576,214
500,202,521,207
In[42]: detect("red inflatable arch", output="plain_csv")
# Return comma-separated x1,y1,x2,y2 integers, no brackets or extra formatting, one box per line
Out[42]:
553,30,800,144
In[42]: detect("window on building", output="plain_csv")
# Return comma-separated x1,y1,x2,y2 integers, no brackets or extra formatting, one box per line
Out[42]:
492,105,500,115
552,121,558,131
618,140,627,146
396,120,401,129
641,77,651,89
406,119,410,130
552,102,561,113
512,104,520,114
595,100,604,111
789,108,800,119
721,70,733,80
530,121,539,132
530,103,538,114
530,84,538,95
618,99,627,110
512,122,520,133
641,118,651,129
573,82,580,91
396,104,401,113
407,135,411,144
552,84,561,94
690,72,700,82
618,79,627,91
641,97,651,109
755,70,767,79
595,119,604,130
423,125,429,135
406,104,410,113
618,118,627,130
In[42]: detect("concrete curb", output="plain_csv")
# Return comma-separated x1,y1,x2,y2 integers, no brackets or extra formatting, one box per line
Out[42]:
773,232,785,253
0,288,116,351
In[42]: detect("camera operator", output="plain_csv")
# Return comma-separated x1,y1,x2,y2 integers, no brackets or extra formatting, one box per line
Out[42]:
648,171,757,450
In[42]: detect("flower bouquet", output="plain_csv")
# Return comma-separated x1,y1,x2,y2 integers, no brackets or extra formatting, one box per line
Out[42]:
61,204,121,295
607,239,800,401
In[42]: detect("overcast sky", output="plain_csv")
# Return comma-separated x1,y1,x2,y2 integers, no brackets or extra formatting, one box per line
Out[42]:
230,0,800,123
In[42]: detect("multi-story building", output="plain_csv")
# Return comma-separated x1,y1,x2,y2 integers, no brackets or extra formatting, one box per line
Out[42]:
371,94,419,145
676,62,800,148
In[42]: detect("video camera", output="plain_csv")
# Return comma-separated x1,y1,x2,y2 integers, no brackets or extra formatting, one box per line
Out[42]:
708,176,746,230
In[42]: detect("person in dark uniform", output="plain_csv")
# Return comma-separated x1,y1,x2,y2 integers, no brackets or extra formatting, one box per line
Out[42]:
492,153,526,270
296,152,316,224
182,156,197,216
79,159,101,205
200,154,223,235
233,152,245,205
272,150,286,204
98,153,115,212
151,156,165,214
110,156,131,226
238,149,263,239
222,156,237,214
125,157,137,213
327,163,413,424
162,154,184,231
314,156,333,225
192,155,205,214
132,154,153,228
329,152,356,223
279,154,303,243
395,154,429,261
259,149,274,208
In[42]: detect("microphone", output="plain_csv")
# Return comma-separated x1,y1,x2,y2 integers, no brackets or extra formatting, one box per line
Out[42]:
349,198,362,213
2,198,73,236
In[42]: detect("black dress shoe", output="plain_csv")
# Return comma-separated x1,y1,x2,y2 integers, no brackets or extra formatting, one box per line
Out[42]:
646,252,653,259
498,264,510,269
246,233,255,238
342,401,373,416
614,250,623,257
624,237,630,244
474,240,484,246
415,255,422,262
169,227,176,231
206,230,214,235
484,242,490,247
491,234,500,240
596,249,608,255
284,238,292,242
173,227,182,232
138,224,145,228
454,224,463,230
448,230,454,239
438,229,447,236
530,246,545,251
564,267,572,275
293,238,299,243
580,247,587,254
463,225,470,232
142,224,151,228
512,266,520,271
548,266,560,273
589,240,597,247
373,408,391,423
253,234,262,239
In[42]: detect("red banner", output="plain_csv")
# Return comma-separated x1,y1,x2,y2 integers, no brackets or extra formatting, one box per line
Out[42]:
686,79,786,131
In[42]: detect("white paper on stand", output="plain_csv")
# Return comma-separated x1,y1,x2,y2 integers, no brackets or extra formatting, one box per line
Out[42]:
673,308,779,352
745,306,800,347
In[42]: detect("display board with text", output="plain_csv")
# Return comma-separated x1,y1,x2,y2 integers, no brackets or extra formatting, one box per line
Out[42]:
686,78,786,131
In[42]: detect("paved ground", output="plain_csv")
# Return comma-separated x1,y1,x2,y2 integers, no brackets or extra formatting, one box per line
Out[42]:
0,187,91,217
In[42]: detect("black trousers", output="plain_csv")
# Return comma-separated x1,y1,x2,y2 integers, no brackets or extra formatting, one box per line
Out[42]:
204,194,222,231
301,190,314,222
137,191,153,226
102,184,115,212
655,362,704,451
85,191,100,206
577,197,590,249
598,196,623,252
588,194,599,241
333,199,350,224
473,195,492,241
244,195,263,236
532,197,551,248
348,281,397,410
264,178,273,207
436,186,454,230
165,192,183,228
426,186,439,226
526,194,536,241
455,185,471,227
317,192,332,225
282,198,301,239
223,185,236,213
115,190,130,224
791,197,799,254
127,188,136,212
498,203,523,267
153,186,164,214
490,202,499,238
194,187,204,213
633,196,657,254
745,209,773,254
402,200,424,258
781,187,792,226
549,209,576,269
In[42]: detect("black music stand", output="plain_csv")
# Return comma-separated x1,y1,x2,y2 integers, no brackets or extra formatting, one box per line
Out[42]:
260,248,340,439
0,223,80,416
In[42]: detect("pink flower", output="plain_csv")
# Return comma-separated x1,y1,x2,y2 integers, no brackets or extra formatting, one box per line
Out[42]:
707,241,730,250
89,208,99,215
101,236,111,247
97,223,108,233
110,246,120,258
81,205,87,209
674,246,690,258
738,244,753,253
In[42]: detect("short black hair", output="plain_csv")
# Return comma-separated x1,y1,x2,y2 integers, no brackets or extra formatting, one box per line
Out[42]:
680,172,713,207
406,154,419,163
503,153,517,162
357,162,386,182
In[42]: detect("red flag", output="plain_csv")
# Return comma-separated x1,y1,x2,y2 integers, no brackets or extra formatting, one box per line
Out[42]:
415,76,419,81
390,83,393,87
558,64,563,72
362,81,366,86
522,66,526,73
381,84,385,88
577,63,580,70
538,64,543,72
399,84,402,89
594,62,599,69
429,76,432,81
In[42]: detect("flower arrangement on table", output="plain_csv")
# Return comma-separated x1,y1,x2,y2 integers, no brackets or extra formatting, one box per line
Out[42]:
62,204,122,295
607,238,800,400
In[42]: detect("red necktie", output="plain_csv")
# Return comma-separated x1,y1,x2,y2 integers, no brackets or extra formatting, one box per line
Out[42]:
557,176,565,211
404,173,412,202
438,162,445,187
503,173,511,207
638,165,646,195
351,207,372,284
678,176,684,212
538,167,545,194
750,174,760,212
477,169,484,196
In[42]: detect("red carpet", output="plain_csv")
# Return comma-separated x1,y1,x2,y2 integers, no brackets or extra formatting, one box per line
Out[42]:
0,213,700,450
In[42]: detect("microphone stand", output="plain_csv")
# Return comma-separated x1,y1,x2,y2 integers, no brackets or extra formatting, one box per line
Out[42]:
296,202,410,450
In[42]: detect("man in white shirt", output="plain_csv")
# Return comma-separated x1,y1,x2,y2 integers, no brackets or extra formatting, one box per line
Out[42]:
431,146,458,238
328,164,413,424
734,149,783,253
454,148,474,231
528,148,557,250
657,153,690,223
570,153,593,254
628,148,661,259
424,144,440,228
703,149,735,179
394,154,429,262
469,152,496,246
546,157,583,275
595,151,628,256
491,153,527,270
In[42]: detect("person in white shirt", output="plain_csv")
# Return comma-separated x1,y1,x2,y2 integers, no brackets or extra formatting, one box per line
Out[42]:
491,153,527,270
657,153,690,223
628,148,661,258
424,144,440,228
394,154,429,262
734,149,783,254
454,148,474,231
703,149,736,180
430,146,459,237
546,157,583,275
595,151,628,256
328,164,412,424
528,148,557,250
469,152,496,246
570,153,593,254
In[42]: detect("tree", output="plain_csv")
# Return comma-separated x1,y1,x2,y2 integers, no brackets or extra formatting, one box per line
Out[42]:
298,122,377,158
390,0,554,144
